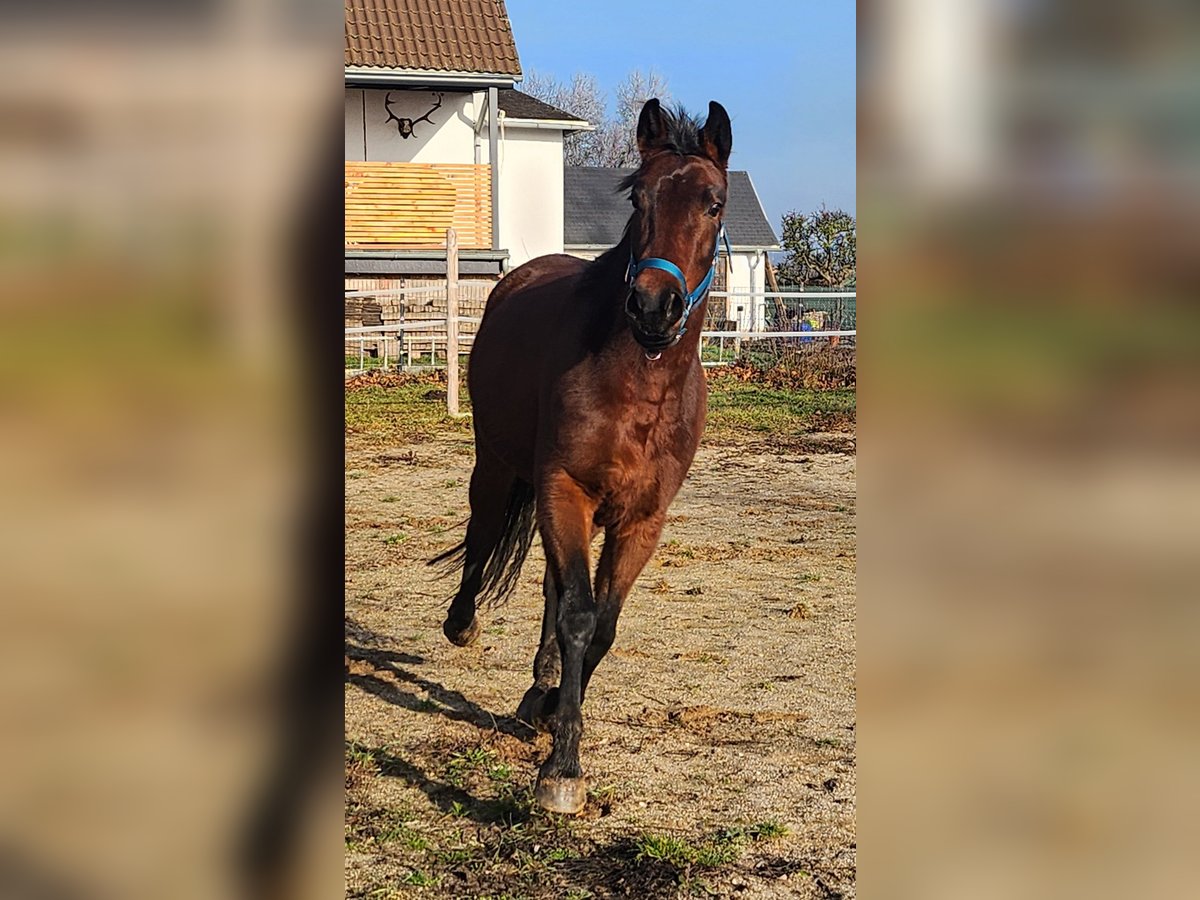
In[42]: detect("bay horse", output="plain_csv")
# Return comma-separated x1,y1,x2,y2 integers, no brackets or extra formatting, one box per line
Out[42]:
433,98,732,814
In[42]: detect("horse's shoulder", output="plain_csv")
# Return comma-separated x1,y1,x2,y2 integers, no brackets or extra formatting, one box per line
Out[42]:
489,254,587,308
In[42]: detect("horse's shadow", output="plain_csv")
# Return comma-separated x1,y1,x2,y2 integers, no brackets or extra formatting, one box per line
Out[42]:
345,639,542,827
345,641,534,741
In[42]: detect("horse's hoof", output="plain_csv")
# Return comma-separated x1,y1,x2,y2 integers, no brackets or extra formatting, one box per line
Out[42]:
515,686,555,732
443,615,480,647
535,776,587,815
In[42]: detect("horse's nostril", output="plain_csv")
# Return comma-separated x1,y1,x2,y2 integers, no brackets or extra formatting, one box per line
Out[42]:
625,291,640,319
668,291,684,321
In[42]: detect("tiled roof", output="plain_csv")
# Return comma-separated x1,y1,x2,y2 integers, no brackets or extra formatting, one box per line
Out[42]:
564,167,780,249
345,0,522,76
497,89,587,123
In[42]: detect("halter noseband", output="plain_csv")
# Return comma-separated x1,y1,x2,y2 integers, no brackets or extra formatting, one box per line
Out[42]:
626,223,732,345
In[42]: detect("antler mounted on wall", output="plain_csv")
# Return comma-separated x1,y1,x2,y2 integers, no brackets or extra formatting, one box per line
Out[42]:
384,92,443,139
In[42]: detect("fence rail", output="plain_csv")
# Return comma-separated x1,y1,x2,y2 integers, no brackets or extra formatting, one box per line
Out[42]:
345,230,855,409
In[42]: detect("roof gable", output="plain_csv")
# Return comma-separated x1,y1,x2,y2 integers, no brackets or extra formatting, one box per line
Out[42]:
564,167,779,249
497,89,588,124
346,0,522,76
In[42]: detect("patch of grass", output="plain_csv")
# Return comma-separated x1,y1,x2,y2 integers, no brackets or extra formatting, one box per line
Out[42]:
345,376,473,449
346,372,852,451
632,820,790,874
381,495,402,503
634,833,689,866
346,740,378,771
445,745,501,788
345,794,424,853
587,782,623,805
704,377,855,441
731,820,790,841
382,533,408,546
634,832,739,868
487,762,514,783
397,828,431,852
401,869,437,887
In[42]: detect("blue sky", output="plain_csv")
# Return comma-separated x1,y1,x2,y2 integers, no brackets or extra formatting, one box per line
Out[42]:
503,0,856,234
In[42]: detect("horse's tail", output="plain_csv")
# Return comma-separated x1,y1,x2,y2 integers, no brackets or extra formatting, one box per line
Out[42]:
428,479,537,608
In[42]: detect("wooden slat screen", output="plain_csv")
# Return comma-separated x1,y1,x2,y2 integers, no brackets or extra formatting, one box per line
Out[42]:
345,162,492,250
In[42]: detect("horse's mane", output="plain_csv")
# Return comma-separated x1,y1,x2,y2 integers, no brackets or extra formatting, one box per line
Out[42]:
575,225,631,354
618,103,707,190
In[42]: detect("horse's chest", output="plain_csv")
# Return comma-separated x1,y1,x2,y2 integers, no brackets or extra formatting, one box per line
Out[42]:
588,407,694,521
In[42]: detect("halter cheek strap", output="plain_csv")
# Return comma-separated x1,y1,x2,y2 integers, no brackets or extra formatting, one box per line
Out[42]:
626,223,731,343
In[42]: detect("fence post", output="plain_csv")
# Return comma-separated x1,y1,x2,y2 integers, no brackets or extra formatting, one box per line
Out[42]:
445,228,460,416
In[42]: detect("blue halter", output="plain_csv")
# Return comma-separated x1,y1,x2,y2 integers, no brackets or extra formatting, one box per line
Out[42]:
626,223,732,344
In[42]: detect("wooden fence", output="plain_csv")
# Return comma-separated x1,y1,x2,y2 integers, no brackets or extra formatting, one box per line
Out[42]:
345,231,857,414
344,162,491,249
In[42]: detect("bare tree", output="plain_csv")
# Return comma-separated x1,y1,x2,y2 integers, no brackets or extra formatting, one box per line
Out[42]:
522,68,671,167
609,69,672,166
521,70,608,167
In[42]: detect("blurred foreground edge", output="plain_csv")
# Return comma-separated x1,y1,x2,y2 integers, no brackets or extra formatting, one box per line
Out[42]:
859,2,1200,899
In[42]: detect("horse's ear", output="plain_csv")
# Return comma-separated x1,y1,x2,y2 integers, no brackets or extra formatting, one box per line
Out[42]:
636,98,668,156
701,101,732,168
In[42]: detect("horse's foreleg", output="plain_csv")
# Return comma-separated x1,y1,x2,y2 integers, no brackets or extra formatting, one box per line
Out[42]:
582,515,665,702
533,470,597,815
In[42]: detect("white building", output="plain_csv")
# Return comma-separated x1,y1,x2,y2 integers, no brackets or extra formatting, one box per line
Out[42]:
344,0,590,284
344,0,781,336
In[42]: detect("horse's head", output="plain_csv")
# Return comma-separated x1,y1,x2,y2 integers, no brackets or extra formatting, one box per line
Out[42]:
623,98,732,354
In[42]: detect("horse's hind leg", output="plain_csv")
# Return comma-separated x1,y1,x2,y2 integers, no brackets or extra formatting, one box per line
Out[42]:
515,563,561,729
442,447,516,646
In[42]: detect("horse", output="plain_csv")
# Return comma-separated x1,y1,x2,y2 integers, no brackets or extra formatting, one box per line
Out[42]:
432,98,732,815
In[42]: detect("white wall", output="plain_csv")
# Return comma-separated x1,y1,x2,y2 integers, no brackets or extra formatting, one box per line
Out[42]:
494,124,566,267
345,90,365,161
345,88,480,163
725,250,767,331
344,88,574,267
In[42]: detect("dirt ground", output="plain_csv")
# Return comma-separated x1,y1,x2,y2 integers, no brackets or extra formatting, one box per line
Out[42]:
345,429,856,899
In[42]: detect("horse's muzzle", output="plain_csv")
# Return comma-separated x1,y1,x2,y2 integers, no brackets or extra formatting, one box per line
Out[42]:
625,284,684,350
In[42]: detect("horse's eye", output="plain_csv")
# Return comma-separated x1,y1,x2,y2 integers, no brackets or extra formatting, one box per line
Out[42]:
707,202,723,218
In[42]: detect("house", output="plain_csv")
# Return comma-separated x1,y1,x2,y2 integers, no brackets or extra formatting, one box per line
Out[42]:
563,167,781,331
344,0,591,296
